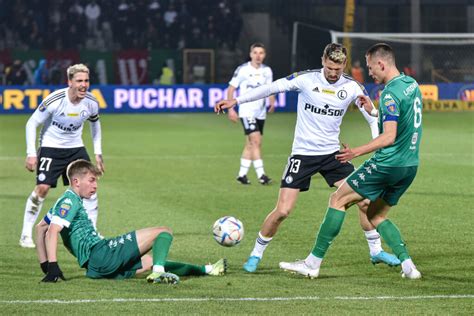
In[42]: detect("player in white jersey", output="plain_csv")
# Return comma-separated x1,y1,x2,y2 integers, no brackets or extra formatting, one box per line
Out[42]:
20,64,105,248
216,43,400,273
227,43,275,185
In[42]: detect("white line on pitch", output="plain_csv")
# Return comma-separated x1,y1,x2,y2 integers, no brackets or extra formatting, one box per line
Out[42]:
1,295,473,304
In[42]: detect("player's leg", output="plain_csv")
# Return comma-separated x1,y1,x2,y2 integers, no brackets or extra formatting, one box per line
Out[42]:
137,255,227,277
135,226,180,284
280,181,363,278
237,136,252,184
355,199,400,266
367,167,421,279
251,120,271,184
20,184,50,248
243,187,299,272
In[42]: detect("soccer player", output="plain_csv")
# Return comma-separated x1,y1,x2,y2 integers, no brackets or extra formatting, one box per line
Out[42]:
36,159,227,283
227,42,275,185
20,64,104,248
215,43,400,273
279,43,423,279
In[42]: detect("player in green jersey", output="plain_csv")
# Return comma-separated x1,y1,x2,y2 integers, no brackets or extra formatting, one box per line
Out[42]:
279,43,423,280
36,159,226,284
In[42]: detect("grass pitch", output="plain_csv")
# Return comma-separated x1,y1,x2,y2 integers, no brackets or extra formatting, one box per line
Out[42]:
0,111,473,314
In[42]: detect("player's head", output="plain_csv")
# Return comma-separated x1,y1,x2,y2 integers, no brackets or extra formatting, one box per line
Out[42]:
67,64,90,101
321,43,347,83
365,43,396,84
66,159,101,199
249,42,266,65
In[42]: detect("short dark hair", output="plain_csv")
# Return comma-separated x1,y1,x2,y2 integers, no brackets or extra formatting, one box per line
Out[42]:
250,42,265,51
322,43,347,64
67,159,101,183
366,43,396,64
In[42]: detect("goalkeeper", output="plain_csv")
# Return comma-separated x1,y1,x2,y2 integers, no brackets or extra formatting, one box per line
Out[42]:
36,159,226,284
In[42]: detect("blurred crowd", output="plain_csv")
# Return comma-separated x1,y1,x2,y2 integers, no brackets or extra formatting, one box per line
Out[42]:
0,0,243,51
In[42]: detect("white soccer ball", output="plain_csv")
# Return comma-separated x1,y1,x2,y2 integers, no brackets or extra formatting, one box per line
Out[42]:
212,216,244,247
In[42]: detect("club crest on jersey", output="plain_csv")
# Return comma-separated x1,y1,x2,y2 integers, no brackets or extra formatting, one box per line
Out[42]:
38,173,46,181
59,207,69,217
80,110,88,118
38,104,46,112
337,90,347,100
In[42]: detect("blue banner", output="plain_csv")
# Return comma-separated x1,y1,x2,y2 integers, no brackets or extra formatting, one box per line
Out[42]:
0,83,473,114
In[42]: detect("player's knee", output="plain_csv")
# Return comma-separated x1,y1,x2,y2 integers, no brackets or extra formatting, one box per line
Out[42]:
329,191,342,208
35,185,50,198
357,200,369,213
156,226,173,236
369,214,386,227
275,205,293,220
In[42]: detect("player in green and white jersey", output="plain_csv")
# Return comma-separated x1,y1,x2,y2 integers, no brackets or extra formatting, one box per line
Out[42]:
279,43,423,279
36,159,226,284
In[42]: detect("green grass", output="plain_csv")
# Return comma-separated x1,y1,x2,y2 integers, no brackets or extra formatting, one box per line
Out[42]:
0,112,473,314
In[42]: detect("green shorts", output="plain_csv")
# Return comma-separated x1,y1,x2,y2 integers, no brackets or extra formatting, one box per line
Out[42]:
86,231,142,280
346,160,417,206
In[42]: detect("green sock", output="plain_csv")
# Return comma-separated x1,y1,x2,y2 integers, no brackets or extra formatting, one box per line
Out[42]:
164,261,206,276
376,219,410,262
152,232,173,266
311,207,346,258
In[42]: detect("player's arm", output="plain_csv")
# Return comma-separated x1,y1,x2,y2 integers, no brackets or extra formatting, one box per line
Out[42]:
266,68,276,113
215,77,295,113
356,95,379,138
42,223,66,282
336,121,397,163
25,107,51,171
226,85,239,122
89,114,105,174
36,219,49,273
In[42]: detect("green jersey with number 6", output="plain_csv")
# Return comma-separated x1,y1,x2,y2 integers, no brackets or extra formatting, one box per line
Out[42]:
372,74,423,167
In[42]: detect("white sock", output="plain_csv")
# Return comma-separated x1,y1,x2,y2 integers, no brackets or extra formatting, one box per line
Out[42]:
204,264,213,274
21,191,45,237
364,229,383,256
83,193,99,229
239,158,251,177
401,258,416,274
250,232,272,258
305,253,323,269
152,265,165,273
253,159,265,178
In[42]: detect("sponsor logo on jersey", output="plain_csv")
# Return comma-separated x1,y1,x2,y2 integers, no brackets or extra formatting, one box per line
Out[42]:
351,179,359,188
403,82,418,96
60,203,71,210
322,89,335,95
52,120,82,132
313,86,320,92
304,103,344,117
337,90,347,100
64,198,72,204
67,113,79,117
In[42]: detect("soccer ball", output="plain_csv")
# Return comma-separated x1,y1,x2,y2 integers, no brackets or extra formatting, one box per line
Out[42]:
212,216,244,247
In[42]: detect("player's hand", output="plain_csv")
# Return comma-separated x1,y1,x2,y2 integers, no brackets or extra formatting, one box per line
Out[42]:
40,261,49,274
41,262,66,283
357,95,375,114
268,103,275,113
335,143,355,163
95,154,105,175
215,99,237,114
227,108,238,123
25,156,37,172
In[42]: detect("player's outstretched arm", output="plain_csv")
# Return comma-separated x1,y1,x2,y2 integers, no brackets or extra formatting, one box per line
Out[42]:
42,223,66,282
357,95,378,116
